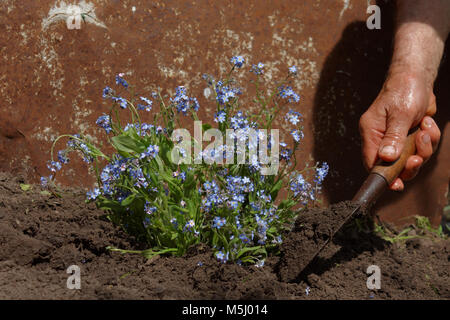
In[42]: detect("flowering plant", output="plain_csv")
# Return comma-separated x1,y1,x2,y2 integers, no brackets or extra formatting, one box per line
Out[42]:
42,57,328,266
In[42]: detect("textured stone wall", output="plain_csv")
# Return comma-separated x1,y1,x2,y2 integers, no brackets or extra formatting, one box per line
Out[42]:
0,0,448,226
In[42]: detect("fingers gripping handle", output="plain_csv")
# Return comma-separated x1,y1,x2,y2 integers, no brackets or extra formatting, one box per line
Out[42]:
371,129,418,185
369,93,434,188
353,129,418,206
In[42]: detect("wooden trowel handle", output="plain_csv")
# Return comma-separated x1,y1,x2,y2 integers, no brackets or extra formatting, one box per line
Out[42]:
352,129,419,205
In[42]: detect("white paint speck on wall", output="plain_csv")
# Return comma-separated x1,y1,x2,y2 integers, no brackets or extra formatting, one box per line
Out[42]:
339,0,351,20
42,0,107,30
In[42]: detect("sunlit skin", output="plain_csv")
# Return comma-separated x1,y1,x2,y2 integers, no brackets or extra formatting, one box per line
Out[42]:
360,0,450,191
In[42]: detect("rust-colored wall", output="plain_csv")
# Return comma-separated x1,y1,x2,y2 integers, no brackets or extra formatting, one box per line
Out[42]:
0,0,448,227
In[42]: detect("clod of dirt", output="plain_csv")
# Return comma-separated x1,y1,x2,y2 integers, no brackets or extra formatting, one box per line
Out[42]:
277,201,361,282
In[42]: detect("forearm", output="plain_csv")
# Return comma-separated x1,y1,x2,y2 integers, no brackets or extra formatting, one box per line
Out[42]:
389,0,450,86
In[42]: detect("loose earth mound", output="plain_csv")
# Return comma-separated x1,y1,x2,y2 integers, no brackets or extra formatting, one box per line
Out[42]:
0,172,448,299
278,201,362,282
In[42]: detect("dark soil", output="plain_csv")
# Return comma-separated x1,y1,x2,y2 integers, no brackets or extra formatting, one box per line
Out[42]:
0,172,448,300
278,201,361,282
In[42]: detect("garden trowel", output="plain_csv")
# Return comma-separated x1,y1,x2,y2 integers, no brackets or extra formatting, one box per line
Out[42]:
278,129,420,282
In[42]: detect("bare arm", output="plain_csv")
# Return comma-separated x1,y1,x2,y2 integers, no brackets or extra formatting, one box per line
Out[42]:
390,0,450,85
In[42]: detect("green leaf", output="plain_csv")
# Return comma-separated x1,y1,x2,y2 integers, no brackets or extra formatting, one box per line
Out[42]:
236,246,265,259
212,232,219,247
230,165,240,176
169,204,189,214
20,184,31,192
97,199,122,212
183,171,196,191
278,199,295,210
202,123,212,132
40,190,51,196
121,194,136,206
269,179,283,199
111,135,145,155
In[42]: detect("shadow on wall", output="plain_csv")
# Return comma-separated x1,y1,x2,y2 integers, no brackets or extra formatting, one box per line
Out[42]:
312,1,395,204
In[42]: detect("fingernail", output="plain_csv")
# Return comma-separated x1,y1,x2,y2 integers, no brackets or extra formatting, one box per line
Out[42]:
392,181,403,192
422,133,430,144
424,118,433,128
380,145,396,158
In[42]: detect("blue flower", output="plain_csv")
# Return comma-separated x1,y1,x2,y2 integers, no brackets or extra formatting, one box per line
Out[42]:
215,82,240,105
137,96,152,112
40,176,49,188
96,114,112,133
102,86,112,98
190,97,200,111
255,260,265,268
212,216,226,229
280,147,292,162
289,65,298,75
173,171,186,182
183,219,195,232
144,202,157,215
230,111,249,129
140,145,159,159
256,190,271,203
290,173,313,202
239,233,251,244
66,136,94,163
272,235,283,244
285,110,302,125
112,96,128,109
140,123,154,136
171,86,199,115
201,180,224,213
278,85,300,103
235,215,242,229
115,73,128,88
140,96,151,105
86,188,100,200
129,167,149,188
214,110,226,123
170,218,178,228
255,214,269,245
57,150,70,164
123,123,138,132
230,56,245,68
143,217,151,228
314,162,329,185
47,161,62,172
291,129,304,143
251,62,264,75
215,250,229,263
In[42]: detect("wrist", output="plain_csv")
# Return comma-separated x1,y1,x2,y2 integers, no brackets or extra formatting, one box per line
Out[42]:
384,68,430,91
387,58,437,91
386,66,429,86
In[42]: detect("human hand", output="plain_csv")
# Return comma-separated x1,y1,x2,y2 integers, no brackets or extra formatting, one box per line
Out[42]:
359,71,441,191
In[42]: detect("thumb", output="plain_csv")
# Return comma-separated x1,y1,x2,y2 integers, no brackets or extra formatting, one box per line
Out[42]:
378,114,411,162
